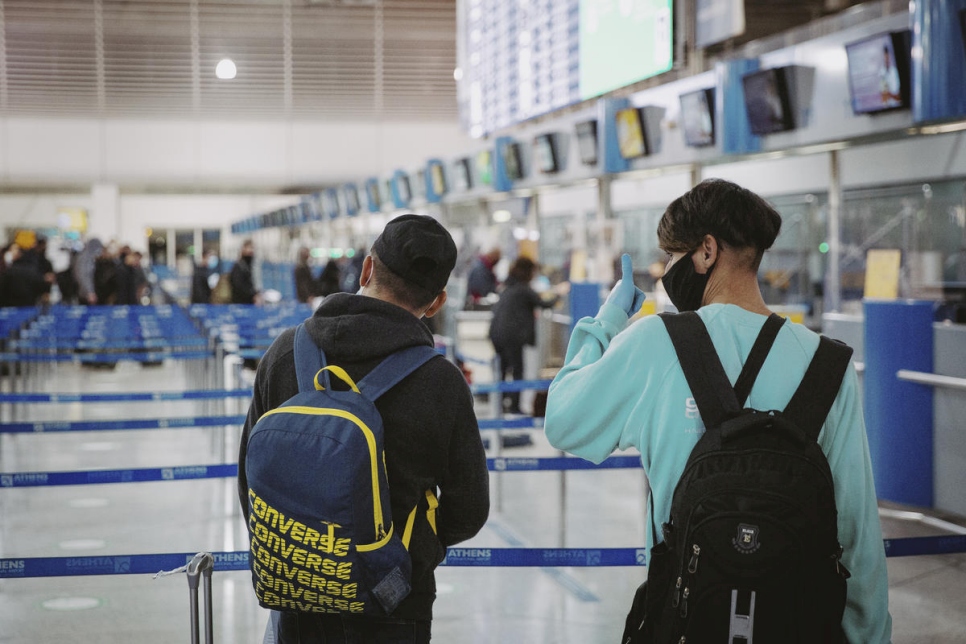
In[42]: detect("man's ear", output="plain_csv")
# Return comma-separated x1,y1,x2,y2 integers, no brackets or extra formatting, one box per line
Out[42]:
694,234,718,274
423,290,448,318
359,255,374,287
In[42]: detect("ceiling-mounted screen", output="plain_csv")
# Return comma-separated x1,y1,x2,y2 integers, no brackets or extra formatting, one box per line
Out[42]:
533,134,559,174
741,67,795,135
579,0,673,99
453,158,472,191
476,150,492,186
575,119,599,165
845,30,911,115
365,180,381,211
615,107,649,159
343,184,360,214
679,87,715,147
503,142,524,181
430,163,447,196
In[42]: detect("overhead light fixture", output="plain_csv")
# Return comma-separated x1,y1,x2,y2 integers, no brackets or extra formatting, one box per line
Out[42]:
453,67,463,81
216,58,237,80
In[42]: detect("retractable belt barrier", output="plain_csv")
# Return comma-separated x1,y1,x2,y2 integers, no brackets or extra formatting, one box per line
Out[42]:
2,535,965,580
9,372,958,583
0,456,646,488
0,415,545,434
0,415,246,434
0,389,253,404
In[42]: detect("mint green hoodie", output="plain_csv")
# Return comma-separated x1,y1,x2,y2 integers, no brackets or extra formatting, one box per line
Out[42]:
545,302,892,643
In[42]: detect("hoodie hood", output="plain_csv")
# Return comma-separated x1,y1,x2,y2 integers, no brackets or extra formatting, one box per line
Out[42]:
304,292,434,363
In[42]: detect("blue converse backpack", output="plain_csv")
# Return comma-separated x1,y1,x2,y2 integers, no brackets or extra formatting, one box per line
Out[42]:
245,323,438,615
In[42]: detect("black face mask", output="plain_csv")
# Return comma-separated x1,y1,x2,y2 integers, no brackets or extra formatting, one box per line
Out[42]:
661,251,715,312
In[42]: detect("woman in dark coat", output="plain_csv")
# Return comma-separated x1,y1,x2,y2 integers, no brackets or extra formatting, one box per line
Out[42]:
488,257,559,414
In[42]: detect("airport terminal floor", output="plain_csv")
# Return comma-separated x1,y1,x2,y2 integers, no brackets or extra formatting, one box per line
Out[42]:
1,314,965,644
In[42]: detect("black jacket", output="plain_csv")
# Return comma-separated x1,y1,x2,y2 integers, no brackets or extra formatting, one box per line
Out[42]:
488,277,558,348
230,257,257,304
237,293,489,621
191,265,213,304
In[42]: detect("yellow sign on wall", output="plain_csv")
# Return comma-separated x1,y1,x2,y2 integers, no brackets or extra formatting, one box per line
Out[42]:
864,249,901,299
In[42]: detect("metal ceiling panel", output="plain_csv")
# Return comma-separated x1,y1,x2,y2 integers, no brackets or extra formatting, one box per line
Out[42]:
0,0,457,119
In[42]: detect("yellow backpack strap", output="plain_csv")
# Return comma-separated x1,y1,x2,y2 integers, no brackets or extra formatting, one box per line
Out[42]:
401,489,440,550
402,504,419,550
425,489,439,535
314,365,360,393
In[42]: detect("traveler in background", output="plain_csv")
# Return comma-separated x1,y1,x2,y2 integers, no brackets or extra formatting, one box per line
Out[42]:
22,235,55,303
192,249,218,304
316,258,342,298
74,237,104,305
488,256,560,414
340,248,366,293
293,246,317,303
465,246,501,307
130,250,149,304
239,214,489,643
544,179,891,642
230,239,260,305
93,242,119,305
0,243,52,307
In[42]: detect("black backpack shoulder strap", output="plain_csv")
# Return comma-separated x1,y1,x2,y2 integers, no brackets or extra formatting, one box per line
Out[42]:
659,312,740,429
294,323,328,393
782,336,854,441
733,313,786,406
357,345,440,401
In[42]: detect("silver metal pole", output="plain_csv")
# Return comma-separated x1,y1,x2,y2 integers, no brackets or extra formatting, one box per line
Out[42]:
828,150,843,313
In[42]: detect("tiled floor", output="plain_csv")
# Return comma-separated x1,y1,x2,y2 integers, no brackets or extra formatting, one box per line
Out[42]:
1,353,964,643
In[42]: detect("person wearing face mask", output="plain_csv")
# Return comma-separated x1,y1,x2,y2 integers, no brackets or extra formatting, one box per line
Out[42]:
230,239,261,305
543,179,891,643
191,248,219,304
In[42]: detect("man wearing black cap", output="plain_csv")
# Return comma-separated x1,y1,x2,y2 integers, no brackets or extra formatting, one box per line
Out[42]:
238,214,489,643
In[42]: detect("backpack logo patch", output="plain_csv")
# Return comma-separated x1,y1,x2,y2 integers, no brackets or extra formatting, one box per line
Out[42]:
732,523,761,554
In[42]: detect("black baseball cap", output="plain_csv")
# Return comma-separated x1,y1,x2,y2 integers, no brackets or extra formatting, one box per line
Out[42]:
371,214,457,294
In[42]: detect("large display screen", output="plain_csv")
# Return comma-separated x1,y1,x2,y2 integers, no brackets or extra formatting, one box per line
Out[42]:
741,67,795,135
460,0,673,136
845,31,911,115
579,0,673,100
679,88,715,147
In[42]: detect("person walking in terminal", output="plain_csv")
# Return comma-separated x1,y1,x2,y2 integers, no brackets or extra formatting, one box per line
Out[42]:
544,179,891,642
293,246,318,304
465,246,501,307
238,214,489,644
488,256,560,414
231,239,261,305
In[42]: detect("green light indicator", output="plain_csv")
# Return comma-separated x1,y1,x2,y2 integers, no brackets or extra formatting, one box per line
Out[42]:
819,242,830,254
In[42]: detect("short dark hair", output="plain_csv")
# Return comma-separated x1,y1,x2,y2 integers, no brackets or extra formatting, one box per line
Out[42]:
508,257,537,282
370,251,438,309
657,178,782,269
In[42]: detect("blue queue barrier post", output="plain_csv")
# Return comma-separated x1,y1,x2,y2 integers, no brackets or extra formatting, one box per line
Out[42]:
864,299,935,507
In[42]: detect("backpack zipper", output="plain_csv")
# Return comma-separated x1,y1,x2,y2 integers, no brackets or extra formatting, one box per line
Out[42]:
259,406,387,538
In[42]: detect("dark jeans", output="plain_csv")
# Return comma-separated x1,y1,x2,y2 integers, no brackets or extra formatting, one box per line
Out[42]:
494,342,524,413
268,611,431,644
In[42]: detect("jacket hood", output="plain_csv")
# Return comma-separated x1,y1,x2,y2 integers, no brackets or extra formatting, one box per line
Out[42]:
304,292,434,362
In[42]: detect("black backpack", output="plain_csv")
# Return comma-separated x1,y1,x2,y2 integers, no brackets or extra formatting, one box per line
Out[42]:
624,312,854,644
